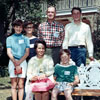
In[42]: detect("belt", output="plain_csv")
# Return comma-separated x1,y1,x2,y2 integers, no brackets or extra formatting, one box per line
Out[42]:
68,45,85,48
14,56,20,60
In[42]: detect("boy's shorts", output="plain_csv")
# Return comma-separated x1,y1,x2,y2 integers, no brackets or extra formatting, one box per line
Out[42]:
54,82,73,92
8,60,27,78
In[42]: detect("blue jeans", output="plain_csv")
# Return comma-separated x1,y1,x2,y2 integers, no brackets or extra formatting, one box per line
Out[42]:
69,47,86,67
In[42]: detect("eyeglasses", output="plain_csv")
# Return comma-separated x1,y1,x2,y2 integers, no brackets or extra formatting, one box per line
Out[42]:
26,27,33,29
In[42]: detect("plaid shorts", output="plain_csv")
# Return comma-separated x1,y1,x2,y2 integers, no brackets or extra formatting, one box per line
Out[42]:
54,82,73,92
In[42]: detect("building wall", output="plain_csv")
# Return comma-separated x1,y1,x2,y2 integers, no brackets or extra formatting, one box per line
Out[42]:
41,0,100,33
55,12,98,33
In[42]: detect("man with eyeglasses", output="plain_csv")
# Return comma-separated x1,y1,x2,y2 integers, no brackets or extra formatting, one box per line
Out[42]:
62,7,94,67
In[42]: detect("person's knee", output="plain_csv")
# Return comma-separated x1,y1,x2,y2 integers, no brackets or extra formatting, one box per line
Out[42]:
11,85,17,90
43,91,49,96
18,82,24,89
65,92,72,99
65,94,72,99
64,90,72,97
18,85,24,89
11,83,17,89
42,91,49,100
51,91,58,98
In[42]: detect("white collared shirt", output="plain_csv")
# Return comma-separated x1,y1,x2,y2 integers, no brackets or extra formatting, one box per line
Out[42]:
62,21,93,57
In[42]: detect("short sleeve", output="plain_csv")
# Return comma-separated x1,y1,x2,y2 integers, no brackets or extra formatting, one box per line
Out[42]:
53,64,58,77
25,37,30,48
6,37,12,48
74,66,78,76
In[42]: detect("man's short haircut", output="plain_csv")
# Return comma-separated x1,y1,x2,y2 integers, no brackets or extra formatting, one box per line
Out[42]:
59,49,71,58
71,7,82,14
47,5,56,12
12,19,23,27
24,20,34,28
34,39,47,51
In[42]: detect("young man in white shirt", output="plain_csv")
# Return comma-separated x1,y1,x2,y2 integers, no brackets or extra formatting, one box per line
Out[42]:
62,7,94,67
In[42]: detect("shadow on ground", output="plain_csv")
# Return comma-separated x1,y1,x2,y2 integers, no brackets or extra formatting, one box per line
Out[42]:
7,96,12,100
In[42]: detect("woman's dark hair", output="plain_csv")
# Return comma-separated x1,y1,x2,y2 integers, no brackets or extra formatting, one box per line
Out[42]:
12,19,23,27
24,20,34,28
59,49,71,58
71,7,82,14
34,39,47,51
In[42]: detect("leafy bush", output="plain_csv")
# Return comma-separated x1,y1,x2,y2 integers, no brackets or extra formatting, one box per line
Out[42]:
93,30,100,59
0,66,9,77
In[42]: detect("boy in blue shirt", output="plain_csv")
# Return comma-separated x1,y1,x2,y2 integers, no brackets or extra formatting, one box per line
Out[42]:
6,19,30,100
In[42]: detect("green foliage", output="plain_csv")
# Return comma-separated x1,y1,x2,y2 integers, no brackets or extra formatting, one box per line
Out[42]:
0,42,3,57
15,1,45,25
15,0,59,28
93,30,100,59
0,1,7,21
0,67,9,77
0,0,59,26
45,0,58,6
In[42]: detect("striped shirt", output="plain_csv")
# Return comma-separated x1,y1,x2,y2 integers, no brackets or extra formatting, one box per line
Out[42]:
38,21,65,47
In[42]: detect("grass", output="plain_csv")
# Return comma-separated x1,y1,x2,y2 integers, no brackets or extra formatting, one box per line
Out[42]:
0,77,98,100
0,77,11,100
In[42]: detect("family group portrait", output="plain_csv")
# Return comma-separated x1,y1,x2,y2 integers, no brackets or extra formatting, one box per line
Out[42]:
0,0,100,100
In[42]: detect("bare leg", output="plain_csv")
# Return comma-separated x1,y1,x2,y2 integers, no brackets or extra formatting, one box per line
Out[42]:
18,78,25,100
35,92,42,100
51,88,59,100
42,91,49,100
11,78,17,100
64,89,73,100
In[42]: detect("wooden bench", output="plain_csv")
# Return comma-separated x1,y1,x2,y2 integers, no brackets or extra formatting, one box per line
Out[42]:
59,89,100,96
59,89,100,100
59,60,100,100
72,89,100,96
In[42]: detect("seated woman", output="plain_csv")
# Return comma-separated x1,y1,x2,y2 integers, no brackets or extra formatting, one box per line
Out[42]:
51,49,79,100
25,39,54,100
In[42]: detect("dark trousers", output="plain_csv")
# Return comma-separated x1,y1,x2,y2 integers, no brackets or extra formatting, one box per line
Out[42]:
69,47,86,67
46,47,61,66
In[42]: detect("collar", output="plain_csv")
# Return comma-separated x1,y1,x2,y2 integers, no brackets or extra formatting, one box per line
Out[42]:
46,20,56,25
72,20,82,26
14,33,22,36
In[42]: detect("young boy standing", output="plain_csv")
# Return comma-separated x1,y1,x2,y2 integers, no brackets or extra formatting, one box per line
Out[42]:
24,21,38,62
